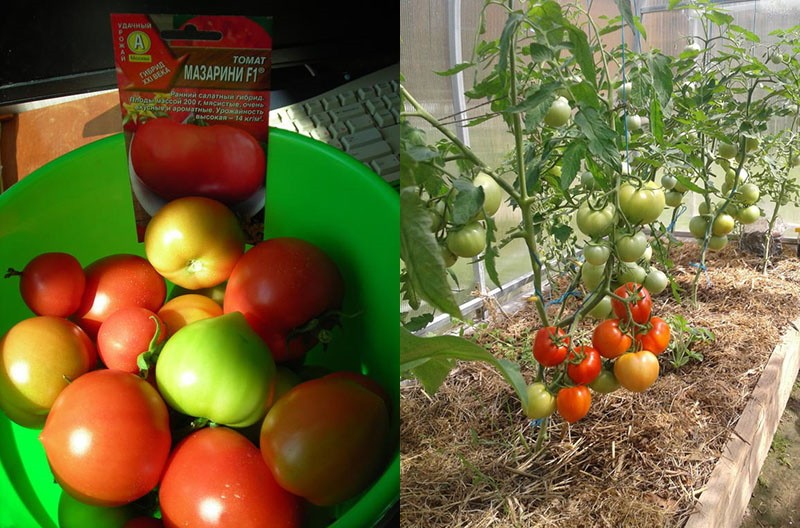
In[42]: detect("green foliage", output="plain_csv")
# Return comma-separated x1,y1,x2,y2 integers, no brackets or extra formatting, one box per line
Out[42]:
665,314,713,369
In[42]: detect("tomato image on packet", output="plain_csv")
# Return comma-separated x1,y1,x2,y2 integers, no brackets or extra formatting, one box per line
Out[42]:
110,14,273,244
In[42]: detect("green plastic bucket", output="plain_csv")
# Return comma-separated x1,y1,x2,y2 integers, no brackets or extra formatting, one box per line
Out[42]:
0,128,399,528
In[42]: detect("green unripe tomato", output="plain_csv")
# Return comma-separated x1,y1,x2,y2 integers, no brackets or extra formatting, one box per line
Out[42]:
665,190,684,208
616,82,633,100
684,41,702,53
641,244,653,263
745,136,760,153
737,182,760,205
589,369,621,394
544,97,572,127
586,296,613,319
718,142,738,159
717,158,731,170
771,53,784,65
616,231,648,263
673,179,689,193
661,175,677,190
737,204,761,224
584,243,611,266
524,382,556,419
441,246,458,268
689,215,710,238
473,172,503,217
712,213,735,236
618,181,666,225
581,262,607,290
708,235,728,251
618,263,647,285
698,201,712,215
446,222,487,258
643,268,669,295
576,201,617,238
625,114,642,131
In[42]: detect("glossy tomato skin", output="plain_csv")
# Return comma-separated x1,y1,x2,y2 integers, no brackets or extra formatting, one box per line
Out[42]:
157,294,223,337
556,386,591,423
592,318,632,359
635,316,671,355
40,369,171,506
524,382,556,419
224,238,345,363
73,254,167,339
532,326,569,367
611,282,653,325
260,375,390,507
159,427,301,528
144,197,245,290
155,312,277,427
614,350,660,392
13,252,86,317
131,119,265,204
97,307,165,373
566,346,602,385
0,316,96,428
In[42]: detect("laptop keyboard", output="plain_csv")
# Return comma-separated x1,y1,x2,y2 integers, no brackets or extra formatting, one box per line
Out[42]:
269,65,400,187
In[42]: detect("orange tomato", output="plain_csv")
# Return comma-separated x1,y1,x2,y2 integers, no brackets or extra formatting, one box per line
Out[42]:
614,350,660,392
157,294,224,336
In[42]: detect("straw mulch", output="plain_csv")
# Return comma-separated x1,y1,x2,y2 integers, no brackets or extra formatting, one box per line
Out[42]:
400,239,800,528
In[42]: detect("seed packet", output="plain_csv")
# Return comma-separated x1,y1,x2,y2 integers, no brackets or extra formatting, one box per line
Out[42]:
110,14,272,243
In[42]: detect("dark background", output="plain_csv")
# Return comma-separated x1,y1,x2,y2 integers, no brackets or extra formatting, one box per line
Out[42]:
0,2,400,108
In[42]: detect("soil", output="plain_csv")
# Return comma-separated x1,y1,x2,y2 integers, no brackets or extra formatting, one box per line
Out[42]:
401,240,800,527
741,375,800,527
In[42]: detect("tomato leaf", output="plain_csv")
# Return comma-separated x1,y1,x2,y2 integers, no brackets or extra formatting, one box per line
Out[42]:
560,140,586,190
508,82,558,116
497,11,525,94
400,327,528,408
482,215,502,291
565,25,597,89
409,356,456,396
574,107,618,167
650,96,664,145
647,53,674,107
613,0,646,40
434,62,475,76
450,179,484,226
400,189,462,319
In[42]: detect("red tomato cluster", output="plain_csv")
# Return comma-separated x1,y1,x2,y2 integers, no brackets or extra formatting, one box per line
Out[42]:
527,283,670,424
0,196,391,527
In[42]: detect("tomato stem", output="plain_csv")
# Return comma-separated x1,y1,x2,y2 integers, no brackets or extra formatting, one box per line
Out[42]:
3,268,22,279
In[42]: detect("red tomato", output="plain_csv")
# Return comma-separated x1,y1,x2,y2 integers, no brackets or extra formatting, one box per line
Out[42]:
223,238,345,363
8,252,85,317
131,119,265,204
97,307,166,373
39,370,172,506
532,326,570,367
556,386,592,423
260,375,390,506
592,318,633,359
73,254,167,339
322,371,393,412
566,346,602,385
635,316,671,355
0,316,96,428
611,282,653,325
159,427,301,528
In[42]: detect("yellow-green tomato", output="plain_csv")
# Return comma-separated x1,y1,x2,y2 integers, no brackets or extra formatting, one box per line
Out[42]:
524,382,557,419
441,246,458,268
584,243,611,266
625,114,642,131
737,183,760,205
544,96,571,127
618,263,647,285
718,142,738,159
737,205,761,225
698,201,712,215
689,215,710,238
586,295,612,320
576,201,617,238
618,182,665,225
155,312,277,427
616,231,648,263
473,172,503,217
745,136,760,152
708,235,728,251
665,190,684,208
589,369,621,394
712,213,735,236
446,222,486,258
643,268,669,294
581,262,607,290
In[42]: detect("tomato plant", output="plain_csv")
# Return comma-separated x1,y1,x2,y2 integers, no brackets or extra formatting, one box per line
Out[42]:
613,350,660,392
131,118,265,204
155,312,277,427
446,222,487,258
473,172,503,217
223,237,345,363
635,316,671,355
6,252,85,317
532,326,570,367
73,254,166,339
611,283,653,325
0,316,96,428
592,319,632,359
544,96,571,127
144,196,245,289
556,386,591,423
576,201,616,238
260,374,390,506
159,427,300,528
40,369,171,506
618,182,666,225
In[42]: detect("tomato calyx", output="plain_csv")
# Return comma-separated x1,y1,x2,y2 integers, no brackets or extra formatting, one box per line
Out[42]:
284,308,357,351
136,315,165,379
3,267,22,279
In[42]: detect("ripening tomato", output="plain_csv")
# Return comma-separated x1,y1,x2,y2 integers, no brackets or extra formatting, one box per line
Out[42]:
614,350,660,392
634,316,671,355
524,382,556,419
532,326,570,367
131,119,265,204
260,375,390,507
159,427,300,528
144,197,246,290
157,294,224,337
588,368,621,394
97,307,165,373
0,316,96,428
40,369,171,506
73,254,167,339
7,252,85,317
592,318,632,359
566,346,602,385
224,238,346,363
556,386,591,423
611,282,653,325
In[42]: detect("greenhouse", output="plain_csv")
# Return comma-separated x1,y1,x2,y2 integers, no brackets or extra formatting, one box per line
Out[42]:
400,0,800,526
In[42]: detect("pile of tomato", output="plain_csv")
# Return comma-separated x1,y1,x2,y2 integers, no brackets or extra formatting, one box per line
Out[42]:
0,196,391,527
526,282,669,424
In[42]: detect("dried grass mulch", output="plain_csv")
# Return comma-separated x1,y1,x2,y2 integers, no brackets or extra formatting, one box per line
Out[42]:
400,240,800,528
